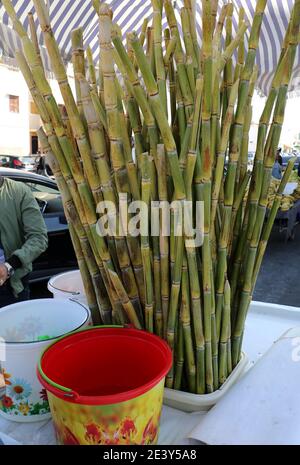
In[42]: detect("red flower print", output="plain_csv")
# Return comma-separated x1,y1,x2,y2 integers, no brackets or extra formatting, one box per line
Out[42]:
40,388,48,402
142,418,158,445
62,427,80,445
119,418,137,439
85,423,106,445
2,396,13,409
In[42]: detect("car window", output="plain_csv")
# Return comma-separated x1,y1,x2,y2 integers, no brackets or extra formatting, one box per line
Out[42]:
0,157,9,167
23,181,58,195
21,157,36,163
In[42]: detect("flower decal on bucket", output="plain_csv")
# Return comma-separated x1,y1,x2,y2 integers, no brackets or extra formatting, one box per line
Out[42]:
60,426,80,446
142,417,159,445
7,378,32,400
40,388,49,403
0,373,50,417
118,418,137,441
47,380,164,445
18,403,31,416
2,396,13,409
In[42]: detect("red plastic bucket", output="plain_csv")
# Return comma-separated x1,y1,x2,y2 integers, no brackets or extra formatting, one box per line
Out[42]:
38,326,172,445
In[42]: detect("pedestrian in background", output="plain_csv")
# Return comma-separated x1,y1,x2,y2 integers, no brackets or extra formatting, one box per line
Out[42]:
0,175,48,307
272,149,283,180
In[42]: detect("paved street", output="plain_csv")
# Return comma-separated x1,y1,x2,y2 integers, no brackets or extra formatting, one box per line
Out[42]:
253,224,300,307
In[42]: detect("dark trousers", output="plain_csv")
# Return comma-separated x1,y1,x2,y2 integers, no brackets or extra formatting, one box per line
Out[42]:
0,277,30,308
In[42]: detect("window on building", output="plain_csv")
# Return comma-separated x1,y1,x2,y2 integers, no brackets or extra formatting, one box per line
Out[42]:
8,95,19,113
30,101,38,115
31,134,39,154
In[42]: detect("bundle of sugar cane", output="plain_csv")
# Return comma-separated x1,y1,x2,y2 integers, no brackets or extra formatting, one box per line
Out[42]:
3,0,300,394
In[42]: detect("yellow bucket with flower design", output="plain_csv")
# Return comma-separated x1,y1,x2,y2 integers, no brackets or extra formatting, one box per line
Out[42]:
38,326,172,445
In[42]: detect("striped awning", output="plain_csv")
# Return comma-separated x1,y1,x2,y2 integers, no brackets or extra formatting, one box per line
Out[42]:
0,0,300,95
0,21,52,69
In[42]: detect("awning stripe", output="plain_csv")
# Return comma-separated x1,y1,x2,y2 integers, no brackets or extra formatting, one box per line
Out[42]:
0,0,297,95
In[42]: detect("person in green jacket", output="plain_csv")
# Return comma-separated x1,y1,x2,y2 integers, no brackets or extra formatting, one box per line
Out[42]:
0,175,48,307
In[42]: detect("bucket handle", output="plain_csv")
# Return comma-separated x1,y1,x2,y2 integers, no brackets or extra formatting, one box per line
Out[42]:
48,273,81,296
37,366,81,400
38,324,130,400
49,281,81,296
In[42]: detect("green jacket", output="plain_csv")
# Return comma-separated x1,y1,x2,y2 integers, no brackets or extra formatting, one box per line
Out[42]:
0,177,48,296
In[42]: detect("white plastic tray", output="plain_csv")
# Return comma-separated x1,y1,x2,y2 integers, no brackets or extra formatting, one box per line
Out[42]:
163,353,248,412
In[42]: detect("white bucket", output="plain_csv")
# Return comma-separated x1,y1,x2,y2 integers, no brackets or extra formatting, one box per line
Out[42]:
47,270,86,305
0,298,90,423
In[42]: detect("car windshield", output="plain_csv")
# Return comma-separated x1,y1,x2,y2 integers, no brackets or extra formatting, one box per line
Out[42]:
21,157,36,163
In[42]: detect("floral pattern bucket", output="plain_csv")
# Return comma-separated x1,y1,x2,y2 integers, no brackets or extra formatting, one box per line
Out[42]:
38,326,172,445
0,299,90,422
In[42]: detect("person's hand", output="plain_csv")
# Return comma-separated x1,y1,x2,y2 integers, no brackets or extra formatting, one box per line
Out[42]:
0,265,8,286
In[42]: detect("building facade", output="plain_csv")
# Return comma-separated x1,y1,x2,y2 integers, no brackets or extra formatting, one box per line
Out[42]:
0,56,73,158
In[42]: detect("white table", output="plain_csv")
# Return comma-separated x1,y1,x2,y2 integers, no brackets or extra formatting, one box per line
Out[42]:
1,301,299,445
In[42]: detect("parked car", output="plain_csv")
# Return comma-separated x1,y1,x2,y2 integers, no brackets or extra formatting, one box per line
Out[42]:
0,155,37,172
0,168,77,284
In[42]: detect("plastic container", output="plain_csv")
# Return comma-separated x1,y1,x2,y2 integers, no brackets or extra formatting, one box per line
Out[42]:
188,327,300,445
38,326,172,445
163,352,248,412
0,299,90,423
47,270,86,305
